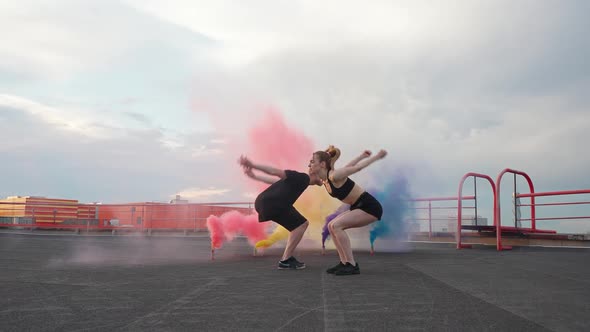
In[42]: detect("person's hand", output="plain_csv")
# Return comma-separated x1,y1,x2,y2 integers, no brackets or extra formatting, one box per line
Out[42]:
362,150,372,158
376,149,387,159
239,155,253,168
243,166,255,178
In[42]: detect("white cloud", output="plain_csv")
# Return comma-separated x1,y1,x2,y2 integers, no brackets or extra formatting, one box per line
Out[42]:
190,147,224,158
2,1,590,231
209,138,228,145
174,187,231,201
0,96,242,203
0,93,121,138
0,94,229,154
0,0,214,79
123,0,507,66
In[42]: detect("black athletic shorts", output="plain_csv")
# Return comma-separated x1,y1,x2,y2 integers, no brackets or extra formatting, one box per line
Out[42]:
350,192,383,220
270,207,307,232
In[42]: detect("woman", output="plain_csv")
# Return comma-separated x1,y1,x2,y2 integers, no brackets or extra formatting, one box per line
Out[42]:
239,155,321,270
308,146,387,275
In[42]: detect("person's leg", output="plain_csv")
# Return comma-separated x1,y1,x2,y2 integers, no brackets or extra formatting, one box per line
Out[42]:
328,209,377,266
282,220,308,261
274,207,308,263
328,211,352,263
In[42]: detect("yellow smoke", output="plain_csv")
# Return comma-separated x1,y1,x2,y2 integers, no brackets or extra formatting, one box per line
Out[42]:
254,227,289,248
255,185,340,248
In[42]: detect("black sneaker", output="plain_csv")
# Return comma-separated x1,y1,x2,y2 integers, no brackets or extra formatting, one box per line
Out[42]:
334,262,360,276
291,257,305,269
278,256,306,270
326,262,345,274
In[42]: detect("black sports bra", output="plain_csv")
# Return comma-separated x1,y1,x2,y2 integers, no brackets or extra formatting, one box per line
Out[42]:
326,175,355,200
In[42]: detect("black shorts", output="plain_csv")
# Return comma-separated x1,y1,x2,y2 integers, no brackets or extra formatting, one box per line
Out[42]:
270,207,307,232
350,192,383,220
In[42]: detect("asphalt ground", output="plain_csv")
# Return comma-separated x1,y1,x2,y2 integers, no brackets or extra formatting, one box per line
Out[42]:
1,232,589,331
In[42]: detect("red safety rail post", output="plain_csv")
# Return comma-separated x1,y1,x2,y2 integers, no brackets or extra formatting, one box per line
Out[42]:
412,196,476,239
495,169,535,250
429,201,432,239
496,168,536,228
457,173,498,250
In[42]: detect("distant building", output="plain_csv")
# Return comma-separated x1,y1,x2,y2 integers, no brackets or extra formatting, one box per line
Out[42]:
92,201,253,229
0,195,253,230
170,195,189,204
0,196,95,224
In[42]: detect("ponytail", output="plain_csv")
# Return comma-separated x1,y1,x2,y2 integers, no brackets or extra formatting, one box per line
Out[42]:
325,145,341,170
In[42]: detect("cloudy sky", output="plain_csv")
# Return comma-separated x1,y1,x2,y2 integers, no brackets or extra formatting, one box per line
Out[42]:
1,1,589,231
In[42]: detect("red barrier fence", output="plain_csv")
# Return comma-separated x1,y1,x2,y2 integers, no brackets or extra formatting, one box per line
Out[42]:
0,201,254,233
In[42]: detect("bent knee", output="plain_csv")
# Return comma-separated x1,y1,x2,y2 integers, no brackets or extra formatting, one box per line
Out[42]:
328,220,342,232
327,220,334,230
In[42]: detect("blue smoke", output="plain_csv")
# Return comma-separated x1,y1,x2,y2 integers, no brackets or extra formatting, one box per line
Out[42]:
368,172,414,245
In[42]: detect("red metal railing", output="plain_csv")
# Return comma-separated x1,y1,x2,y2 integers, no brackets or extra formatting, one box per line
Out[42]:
495,168,567,251
516,189,590,224
456,172,499,250
409,169,586,251
411,196,475,239
5,169,589,252
495,168,536,230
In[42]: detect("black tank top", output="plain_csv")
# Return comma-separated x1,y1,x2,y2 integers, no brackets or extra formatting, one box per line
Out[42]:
326,175,355,200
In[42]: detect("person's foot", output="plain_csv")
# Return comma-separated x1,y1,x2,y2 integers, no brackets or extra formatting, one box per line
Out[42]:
326,262,345,274
290,257,305,269
334,262,360,275
278,256,306,270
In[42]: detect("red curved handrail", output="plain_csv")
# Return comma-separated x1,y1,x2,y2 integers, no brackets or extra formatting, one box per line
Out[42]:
495,168,536,230
457,172,500,250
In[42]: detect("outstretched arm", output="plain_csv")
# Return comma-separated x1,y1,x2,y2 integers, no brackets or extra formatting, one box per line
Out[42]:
330,149,387,182
345,150,372,167
243,167,278,185
239,155,286,179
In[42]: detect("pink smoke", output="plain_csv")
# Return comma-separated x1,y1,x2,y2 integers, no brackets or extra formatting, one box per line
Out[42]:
206,215,225,249
247,107,315,177
206,210,268,248
199,105,318,248
193,103,316,194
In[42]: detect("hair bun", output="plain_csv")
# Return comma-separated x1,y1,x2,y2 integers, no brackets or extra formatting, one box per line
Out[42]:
325,145,339,158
